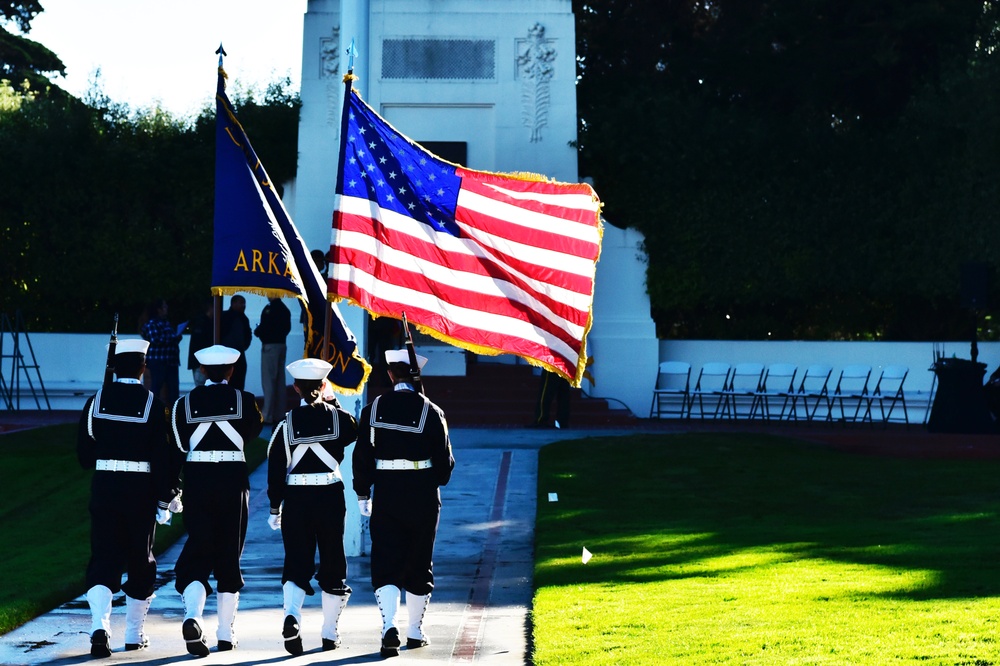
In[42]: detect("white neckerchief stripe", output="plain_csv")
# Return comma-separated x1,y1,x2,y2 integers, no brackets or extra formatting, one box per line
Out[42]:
90,388,154,425
369,395,429,433
285,409,341,474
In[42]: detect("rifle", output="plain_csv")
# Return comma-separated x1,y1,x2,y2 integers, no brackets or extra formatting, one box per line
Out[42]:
400,311,424,395
103,312,119,387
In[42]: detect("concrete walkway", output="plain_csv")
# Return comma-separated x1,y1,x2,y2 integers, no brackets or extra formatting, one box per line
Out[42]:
0,426,647,665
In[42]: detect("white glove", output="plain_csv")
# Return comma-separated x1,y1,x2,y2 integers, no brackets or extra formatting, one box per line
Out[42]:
358,497,372,517
168,495,183,514
156,508,172,525
268,513,282,530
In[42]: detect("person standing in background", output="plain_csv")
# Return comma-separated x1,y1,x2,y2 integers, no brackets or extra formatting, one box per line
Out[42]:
187,299,215,388
220,295,252,391
255,298,292,425
531,369,572,429
141,298,183,404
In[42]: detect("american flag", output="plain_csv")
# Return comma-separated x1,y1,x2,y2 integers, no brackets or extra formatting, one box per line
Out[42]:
329,88,602,385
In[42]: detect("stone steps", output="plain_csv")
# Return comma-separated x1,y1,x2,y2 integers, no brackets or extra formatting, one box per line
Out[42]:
366,361,637,427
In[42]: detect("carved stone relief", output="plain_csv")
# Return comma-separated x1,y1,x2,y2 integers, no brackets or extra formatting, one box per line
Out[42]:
516,23,556,143
320,26,341,127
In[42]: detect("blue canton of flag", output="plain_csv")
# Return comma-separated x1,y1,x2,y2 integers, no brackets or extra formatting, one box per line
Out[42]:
340,106,461,237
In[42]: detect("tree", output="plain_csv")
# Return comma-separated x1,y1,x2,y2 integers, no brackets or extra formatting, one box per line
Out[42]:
573,0,1000,340
0,78,301,333
0,1,65,95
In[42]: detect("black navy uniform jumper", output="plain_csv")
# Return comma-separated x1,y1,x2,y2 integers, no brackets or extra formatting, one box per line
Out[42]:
353,384,455,594
77,379,178,599
171,381,263,595
267,399,359,595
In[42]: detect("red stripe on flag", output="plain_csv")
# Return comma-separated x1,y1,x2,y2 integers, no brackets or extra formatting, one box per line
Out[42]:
454,203,600,272
329,277,578,376
457,172,602,230
457,167,597,197
332,242,583,352
335,212,593,326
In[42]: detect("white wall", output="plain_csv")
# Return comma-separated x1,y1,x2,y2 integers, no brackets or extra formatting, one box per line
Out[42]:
0,329,286,411
11,333,984,414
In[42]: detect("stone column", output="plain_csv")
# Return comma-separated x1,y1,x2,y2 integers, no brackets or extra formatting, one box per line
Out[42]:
585,224,659,418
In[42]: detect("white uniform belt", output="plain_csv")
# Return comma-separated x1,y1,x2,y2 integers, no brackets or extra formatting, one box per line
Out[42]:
187,450,245,463
287,472,342,486
95,459,150,473
375,458,433,471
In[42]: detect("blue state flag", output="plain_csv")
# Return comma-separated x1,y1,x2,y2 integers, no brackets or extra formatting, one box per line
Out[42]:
212,65,369,393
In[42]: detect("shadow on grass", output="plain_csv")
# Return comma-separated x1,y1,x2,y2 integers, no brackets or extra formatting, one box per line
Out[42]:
536,432,1000,600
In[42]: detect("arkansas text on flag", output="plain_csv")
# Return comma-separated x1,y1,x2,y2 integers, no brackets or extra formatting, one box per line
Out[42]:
329,88,602,386
212,66,369,393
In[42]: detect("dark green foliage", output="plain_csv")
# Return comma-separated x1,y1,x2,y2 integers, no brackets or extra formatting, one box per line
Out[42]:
0,0,300,332
575,1,1000,339
0,79,300,333
0,1,66,95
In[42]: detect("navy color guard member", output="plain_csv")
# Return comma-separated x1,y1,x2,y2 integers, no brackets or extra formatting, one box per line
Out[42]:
77,339,183,658
170,344,263,656
266,358,359,654
353,349,455,658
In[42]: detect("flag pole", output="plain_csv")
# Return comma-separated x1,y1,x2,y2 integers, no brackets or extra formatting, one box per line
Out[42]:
212,44,228,346
323,38,358,360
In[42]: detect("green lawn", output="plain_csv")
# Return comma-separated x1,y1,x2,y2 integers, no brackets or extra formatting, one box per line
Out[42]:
534,433,1000,665
0,423,268,635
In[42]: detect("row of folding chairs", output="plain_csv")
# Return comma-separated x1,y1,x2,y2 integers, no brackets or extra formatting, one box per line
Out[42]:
649,361,911,425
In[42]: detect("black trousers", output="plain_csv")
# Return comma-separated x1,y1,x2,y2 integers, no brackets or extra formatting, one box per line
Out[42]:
87,479,157,599
369,499,440,595
534,371,570,426
281,484,350,595
174,487,249,594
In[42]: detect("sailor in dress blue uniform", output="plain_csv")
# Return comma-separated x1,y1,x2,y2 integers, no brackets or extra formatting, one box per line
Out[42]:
266,357,359,654
353,349,455,658
169,344,263,656
77,338,183,657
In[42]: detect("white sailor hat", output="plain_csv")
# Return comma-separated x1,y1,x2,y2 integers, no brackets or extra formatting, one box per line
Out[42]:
115,339,150,355
286,358,332,380
385,348,428,369
194,344,240,366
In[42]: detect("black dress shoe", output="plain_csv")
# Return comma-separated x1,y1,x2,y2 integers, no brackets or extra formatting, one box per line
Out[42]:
182,618,209,657
217,639,237,651
380,627,400,658
124,634,149,651
322,637,341,651
283,615,303,655
406,637,430,649
90,629,111,658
